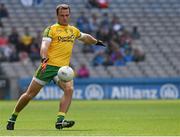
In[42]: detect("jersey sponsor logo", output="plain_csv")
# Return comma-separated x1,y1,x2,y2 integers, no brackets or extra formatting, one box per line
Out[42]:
160,84,179,99
85,84,104,100
56,29,62,33
58,34,75,42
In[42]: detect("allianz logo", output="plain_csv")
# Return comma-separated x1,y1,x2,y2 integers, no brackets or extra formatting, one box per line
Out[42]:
85,84,104,100
160,84,179,99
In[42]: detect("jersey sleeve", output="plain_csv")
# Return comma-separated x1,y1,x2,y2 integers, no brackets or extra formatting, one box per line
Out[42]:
73,26,81,39
43,26,53,39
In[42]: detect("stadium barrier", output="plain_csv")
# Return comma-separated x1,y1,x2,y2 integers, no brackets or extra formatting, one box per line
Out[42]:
17,77,180,100
0,77,9,99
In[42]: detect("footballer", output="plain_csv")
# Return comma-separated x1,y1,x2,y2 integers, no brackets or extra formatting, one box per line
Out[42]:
7,4,105,130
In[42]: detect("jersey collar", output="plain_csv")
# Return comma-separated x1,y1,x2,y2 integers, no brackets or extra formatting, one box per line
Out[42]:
56,22,69,27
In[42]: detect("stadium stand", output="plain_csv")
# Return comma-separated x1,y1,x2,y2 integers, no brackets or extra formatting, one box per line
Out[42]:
0,0,180,78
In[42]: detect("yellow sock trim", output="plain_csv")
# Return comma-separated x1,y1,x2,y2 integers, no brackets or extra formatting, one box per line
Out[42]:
57,112,66,116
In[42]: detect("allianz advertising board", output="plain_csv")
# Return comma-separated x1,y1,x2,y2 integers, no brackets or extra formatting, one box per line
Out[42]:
34,83,179,100
19,79,180,100
18,78,180,100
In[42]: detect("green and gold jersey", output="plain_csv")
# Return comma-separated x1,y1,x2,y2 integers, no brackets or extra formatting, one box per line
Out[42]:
43,23,81,66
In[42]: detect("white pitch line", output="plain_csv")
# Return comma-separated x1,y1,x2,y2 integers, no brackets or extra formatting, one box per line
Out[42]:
0,135,180,137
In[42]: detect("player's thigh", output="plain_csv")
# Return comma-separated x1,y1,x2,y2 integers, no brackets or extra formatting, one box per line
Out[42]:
58,80,74,92
26,79,43,97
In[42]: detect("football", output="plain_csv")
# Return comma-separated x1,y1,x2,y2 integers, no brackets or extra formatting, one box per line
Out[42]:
58,66,74,82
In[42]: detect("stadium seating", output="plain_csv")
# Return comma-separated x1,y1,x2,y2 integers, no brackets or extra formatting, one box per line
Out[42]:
0,0,180,78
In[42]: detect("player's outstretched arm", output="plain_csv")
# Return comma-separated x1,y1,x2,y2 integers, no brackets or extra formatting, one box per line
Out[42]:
78,32,106,47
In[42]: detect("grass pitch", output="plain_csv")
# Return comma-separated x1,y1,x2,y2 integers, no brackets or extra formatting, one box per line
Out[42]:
0,100,180,136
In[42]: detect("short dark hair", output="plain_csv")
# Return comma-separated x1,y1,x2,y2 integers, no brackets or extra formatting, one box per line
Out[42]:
56,4,70,15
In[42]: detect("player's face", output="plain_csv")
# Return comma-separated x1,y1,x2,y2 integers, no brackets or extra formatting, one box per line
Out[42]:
57,9,70,26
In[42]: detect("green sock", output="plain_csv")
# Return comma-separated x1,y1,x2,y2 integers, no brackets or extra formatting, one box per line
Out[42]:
57,112,65,122
57,115,64,122
9,113,18,122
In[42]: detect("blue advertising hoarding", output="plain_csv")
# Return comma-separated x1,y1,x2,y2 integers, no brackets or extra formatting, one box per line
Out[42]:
18,78,180,100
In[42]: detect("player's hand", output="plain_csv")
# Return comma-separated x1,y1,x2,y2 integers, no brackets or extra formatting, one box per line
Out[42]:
95,40,106,47
41,58,49,73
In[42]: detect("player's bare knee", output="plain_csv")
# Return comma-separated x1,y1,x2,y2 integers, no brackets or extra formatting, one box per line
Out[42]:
63,86,74,95
65,86,73,92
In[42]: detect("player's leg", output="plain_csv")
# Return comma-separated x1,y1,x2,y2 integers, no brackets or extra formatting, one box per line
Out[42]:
7,79,43,130
15,79,43,112
55,79,75,129
59,80,74,113
7,65,58,130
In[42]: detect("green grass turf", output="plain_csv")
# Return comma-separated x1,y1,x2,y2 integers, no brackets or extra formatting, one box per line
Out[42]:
0,100,180,136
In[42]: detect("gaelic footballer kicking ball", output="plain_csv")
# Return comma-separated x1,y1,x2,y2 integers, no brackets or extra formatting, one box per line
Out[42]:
58,66,74,82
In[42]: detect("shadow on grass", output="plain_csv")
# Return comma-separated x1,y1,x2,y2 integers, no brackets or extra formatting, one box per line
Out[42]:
15,128,95,132
2,128,110,136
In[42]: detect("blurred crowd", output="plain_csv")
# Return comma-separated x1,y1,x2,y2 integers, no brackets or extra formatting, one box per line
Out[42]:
86,0,109,9
0,3,9,28
0,26,41,63
75,4,145,78
0,2,42,63
0,2,145,78
76,11,145,68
